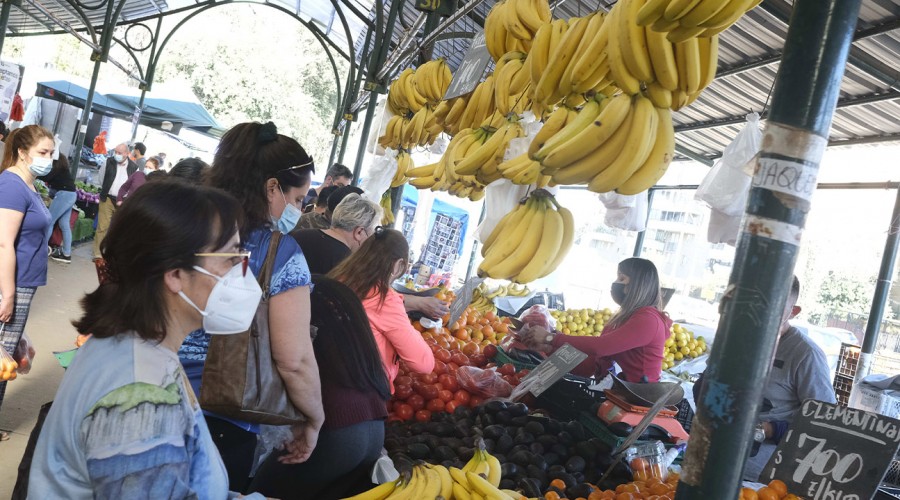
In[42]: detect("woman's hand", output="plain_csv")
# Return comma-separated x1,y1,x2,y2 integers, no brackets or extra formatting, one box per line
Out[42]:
278,420,322,464
403,295,450,320
518,325,554,353
0,297,13,323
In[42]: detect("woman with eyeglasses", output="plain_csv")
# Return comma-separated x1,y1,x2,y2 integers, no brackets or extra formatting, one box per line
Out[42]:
328,227,434,392
178,121,323,492
28,181,268,499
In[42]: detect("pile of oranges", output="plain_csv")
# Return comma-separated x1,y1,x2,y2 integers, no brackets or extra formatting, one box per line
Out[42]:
740,480,799,500
413,287,513,355
537,477,799,500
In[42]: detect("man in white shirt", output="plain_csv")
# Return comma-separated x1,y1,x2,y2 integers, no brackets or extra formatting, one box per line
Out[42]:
93,143,137,259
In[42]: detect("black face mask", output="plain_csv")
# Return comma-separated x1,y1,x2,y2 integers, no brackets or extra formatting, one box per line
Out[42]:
611,282,626,305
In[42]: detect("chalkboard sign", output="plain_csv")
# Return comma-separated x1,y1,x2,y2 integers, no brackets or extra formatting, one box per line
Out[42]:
448,277,485,326
519,344,588,397
761,399,900,500
444,31,491,100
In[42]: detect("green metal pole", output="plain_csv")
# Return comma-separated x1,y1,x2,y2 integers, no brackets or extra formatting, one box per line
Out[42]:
70,58,102,179
352,0,403,183
0,1,12,58
676,0,863,497
130,88,146,143
338,117,352,164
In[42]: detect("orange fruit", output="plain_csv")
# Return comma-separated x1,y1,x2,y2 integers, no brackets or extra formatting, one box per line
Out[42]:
616,494,635,500
756,487,779,500
650,484,670,495
544,492,561,500
413,322,425,332
768,480,787,498
741,488,759,500
462,342,480,356
550,479,567,490
454,329,469,341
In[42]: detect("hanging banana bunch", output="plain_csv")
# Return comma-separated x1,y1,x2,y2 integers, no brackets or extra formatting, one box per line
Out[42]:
638,0,762,41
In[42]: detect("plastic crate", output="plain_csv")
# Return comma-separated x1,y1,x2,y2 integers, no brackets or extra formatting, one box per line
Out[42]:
579,412,684,463
833,374,854,407
493,345,539,371
534,377,604,421
836,343,861,379
675,399,694,434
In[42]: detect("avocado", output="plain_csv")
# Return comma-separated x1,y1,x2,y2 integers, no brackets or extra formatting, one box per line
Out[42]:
529,442,545,455
500,462,519,478
524,421,545,436
406,443,430,459
566,421,587,440
574,442,595,460
432,422,455,437
482,438,495,452
509,450,531,466
453,405,473,420
484,400,509,414
531,454,548,471
558,431,573,445
567,483,594,499
518,478,542,498
499,478,516,490
434,445,456,462
495,434,514,454
548,464,566,476
510,415,530,427
550,444,568,456
566,456,587,473
483,424,506,440
526,465,549,488
544,452,561,466
508,402,528,417
457,447,474,461
537,434,557,448
513,432,535,445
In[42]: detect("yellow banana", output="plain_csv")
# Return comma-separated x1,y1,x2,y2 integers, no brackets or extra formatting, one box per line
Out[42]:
426,463,453,500
663,0,703,21
587,95,659,193
526,21,553,87
484,3,508,62
549,110,635,185
455,126,507,175
445,96,468,127
341,479,397,500
419,466,441,500
482,202,527,256
607,5,642,95
541,93,632,170
534,14,592,104
515,0,547,34
533,97,603,162
466,471,516,500
406,162,436,178
618,0,655,82
652,15,681,32
529,106,571,156
561,12,607,95
636,0,670,25
700,0,755,29
409,176,436,189
679,0,733,27
618,107,675,195
666,24,707,43
645,81,673,108
514,202,563,284
697,34,719,91
503,0,532,40
646,25,679,90
482,198,547,279
544,203,574,279
676,37,702,94
479,197,538,269
453,482,473,500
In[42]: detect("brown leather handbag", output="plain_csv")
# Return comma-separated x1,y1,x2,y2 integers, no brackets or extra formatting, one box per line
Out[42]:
199,232,307,425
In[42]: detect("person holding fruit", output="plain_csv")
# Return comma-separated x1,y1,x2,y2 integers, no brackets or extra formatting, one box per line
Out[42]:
0,125,54,441
519,257,670,383
178,121,324,491
249,276,392,499
328,227,435,391
28,181,267,499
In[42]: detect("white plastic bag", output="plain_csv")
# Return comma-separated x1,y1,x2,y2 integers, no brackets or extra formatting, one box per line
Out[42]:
695,113,761,216
14,333,35,375
707,208,741,246
359,150,398,205
475,180,531,244
601,192,649,232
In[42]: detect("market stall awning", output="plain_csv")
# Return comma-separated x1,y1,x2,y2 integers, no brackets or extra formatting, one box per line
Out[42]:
35,79,221,135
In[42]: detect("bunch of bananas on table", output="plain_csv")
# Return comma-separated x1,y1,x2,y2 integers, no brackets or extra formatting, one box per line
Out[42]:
639,0,762,40
470,282,532,315
345,440,515,500
478,190,574,283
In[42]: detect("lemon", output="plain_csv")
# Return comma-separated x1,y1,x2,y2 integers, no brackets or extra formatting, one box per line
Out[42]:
562,327,571,335
690,350,700,358
674,352,684,361
681,346,691,355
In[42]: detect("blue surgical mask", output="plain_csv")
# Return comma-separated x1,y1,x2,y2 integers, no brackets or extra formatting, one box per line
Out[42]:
114,154,125,163
271,187,301,233
28,156,53,176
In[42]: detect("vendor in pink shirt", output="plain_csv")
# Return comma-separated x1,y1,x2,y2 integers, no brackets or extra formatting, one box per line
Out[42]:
329,226,434,391
521,258,670,383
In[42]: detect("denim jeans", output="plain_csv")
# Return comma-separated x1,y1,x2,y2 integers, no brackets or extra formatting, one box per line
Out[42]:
46,190,77,256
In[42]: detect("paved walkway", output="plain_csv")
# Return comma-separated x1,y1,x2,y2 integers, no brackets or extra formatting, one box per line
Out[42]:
0,242,97,497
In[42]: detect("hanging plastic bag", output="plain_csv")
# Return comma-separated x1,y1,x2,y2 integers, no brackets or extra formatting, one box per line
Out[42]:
13,333,35,375
359,150,398,205
707,208,742,246
601,191,649,232
475,180,531,244
518,304,556,330
0,327,18,381
456,366,513,398
695,113,761,216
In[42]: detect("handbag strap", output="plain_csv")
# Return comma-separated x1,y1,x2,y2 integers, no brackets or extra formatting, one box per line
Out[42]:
257,231,282,297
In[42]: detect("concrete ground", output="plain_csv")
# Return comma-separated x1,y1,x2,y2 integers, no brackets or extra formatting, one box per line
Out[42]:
0,242,97,497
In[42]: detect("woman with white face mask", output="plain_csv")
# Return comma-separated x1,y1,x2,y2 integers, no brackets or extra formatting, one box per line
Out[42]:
27,181,267,499
0,125,54,440
180,121,323,491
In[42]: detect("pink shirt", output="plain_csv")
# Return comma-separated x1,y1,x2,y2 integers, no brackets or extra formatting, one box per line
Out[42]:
362,289,435,392
551,306,670,382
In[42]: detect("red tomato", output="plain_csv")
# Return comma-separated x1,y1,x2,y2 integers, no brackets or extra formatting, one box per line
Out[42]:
435,348,452,364
395,375,413,387
415,409,432,422
434,382,444,392
469,396,485,408
447,362,461,374
483,344,498,359
517,369,530,378
433,360,448,375
438,389,455,403
454,390,471,405
451,353,470,366
407,394,425,411
417,372,438,384
445,400,460,413
429,344,439,354
418,384,440,401
427,398,446,413
395,403,414,421
394,384,413,400
469,354,487,367
498,363,516,376
386,415,403,424
438,374,459,392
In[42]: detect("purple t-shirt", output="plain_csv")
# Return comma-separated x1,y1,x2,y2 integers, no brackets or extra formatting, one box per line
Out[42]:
0,170,51,287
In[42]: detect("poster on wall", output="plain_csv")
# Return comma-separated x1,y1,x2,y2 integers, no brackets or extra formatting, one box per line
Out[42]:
0,61,21,123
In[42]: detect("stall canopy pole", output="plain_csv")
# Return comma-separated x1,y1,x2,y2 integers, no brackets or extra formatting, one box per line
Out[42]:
675,0,862,497
633,190,655,257
855,186,900,382
0,1,13,58
351,0,403,184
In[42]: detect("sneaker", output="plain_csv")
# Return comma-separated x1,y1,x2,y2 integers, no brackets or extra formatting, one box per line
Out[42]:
51,252,71,264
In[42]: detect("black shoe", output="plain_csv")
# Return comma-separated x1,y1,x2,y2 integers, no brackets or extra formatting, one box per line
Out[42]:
51,252,71,263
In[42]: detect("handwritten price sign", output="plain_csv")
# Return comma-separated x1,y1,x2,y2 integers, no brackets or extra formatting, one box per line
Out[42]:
761,400,900,500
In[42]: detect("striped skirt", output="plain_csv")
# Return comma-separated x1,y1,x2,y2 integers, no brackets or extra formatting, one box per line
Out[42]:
0,286,37,410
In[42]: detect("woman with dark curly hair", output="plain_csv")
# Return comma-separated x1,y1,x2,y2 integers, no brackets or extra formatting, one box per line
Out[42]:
178,122,323,491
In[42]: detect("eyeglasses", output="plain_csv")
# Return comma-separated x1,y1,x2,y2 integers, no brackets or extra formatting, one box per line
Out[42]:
194,252,251,276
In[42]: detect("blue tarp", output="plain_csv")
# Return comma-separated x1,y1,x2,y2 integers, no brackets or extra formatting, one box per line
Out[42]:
402,184,470,258
35,80,222,135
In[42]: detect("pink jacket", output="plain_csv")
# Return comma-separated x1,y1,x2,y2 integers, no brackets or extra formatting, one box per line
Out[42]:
362,289,435,392
551,306,670,382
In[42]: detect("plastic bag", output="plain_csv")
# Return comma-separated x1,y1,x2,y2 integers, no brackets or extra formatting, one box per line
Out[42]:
475,180,531,244
0,327,18,381
601,192,649,232
13,333,35,375
518,304,556,330
359,150,398,205
707,208,741,246
695,113,761,216
456,366,513,398
251,424,294,475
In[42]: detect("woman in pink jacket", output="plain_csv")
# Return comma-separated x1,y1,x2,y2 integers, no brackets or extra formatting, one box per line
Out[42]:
329,227,434,392
521,258,670,383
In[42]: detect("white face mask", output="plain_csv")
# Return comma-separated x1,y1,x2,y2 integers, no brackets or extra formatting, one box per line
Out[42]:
114,154,125,163
28,156,53,176
179,262,262,334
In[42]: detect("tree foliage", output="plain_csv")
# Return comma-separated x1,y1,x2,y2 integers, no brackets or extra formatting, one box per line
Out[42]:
807,271,874,325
